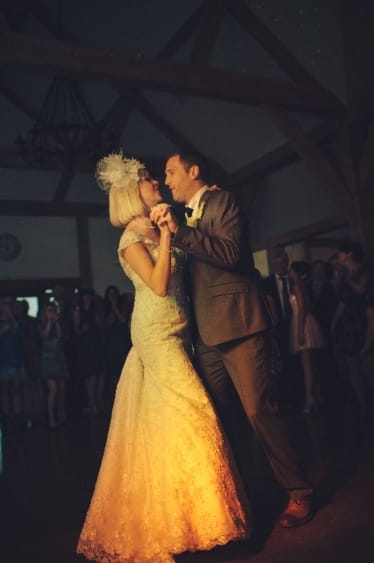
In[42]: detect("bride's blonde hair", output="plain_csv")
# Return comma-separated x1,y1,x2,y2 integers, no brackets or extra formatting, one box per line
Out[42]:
96,151,146,227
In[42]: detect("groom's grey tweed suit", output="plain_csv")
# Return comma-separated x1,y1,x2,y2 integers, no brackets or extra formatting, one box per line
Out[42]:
172,188,311,491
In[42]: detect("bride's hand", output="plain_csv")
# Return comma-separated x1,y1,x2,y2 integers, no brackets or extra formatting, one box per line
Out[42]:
151,204,179,234
157,219,171,236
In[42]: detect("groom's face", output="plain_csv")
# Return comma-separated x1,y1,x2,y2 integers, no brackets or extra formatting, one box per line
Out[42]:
165,155,194,204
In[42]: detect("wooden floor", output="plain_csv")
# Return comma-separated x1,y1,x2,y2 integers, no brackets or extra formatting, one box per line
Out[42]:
1,391,373,563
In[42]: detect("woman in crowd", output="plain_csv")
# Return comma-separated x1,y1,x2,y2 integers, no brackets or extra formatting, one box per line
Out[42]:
39,301,69,429
73,289,105,415
331,240,373,416
288,261,326,413
0,296,26,425
102,285,132,404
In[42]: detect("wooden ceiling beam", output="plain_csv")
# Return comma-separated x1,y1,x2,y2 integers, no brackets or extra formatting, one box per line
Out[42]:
229,118,343,187
265,106,350,210
53,162,75,202
158,4,205,58
0,199,107,216
98,89,137,139
252,214,348,252
99,6,207,149
0,31,343,114
133,92,227,181
0,143,165,173
224,0,344,109
27,0,78,42
359,125,374,193
0,78,37,119
189,0,225,64
100,5,217,160
0,0,30,31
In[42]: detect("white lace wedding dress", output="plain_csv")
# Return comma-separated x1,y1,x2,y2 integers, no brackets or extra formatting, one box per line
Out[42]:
77,231,250,562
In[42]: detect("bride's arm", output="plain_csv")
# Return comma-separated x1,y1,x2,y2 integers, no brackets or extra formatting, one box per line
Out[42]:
121,225,172,297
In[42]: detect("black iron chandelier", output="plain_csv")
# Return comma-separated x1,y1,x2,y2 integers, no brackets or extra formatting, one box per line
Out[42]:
16,76,117,164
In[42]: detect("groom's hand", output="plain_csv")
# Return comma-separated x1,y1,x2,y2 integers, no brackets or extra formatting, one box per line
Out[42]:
150,204,179,234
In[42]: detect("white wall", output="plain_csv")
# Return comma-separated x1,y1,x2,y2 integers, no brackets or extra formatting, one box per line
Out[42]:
250,159,343,242
89,217,134,296
0,216,79,279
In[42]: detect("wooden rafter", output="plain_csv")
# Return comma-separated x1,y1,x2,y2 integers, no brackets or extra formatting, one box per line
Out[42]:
0,199,106,216
27,0,78,41
0,143,165,174
0,77,37,119
251,215,348,252
157,3,206,58
336,123,360,196
54,162,75,202
76,215,92,287
133,92,227,181
224,0,343,107
359,125,374,193
26,2,227,180
0,11,11,31
189,0,225,64
1,0,29,31
265,106,351,210
98,89,137,139
229,118,344,188
0,31,342,114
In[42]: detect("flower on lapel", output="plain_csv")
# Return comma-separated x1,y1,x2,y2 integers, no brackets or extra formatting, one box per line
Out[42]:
185,200,206,228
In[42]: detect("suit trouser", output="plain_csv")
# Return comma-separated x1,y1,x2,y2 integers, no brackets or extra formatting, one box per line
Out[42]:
195,331,312,493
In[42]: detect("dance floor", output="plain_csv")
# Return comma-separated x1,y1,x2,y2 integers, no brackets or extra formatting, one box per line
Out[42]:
1,392,373,563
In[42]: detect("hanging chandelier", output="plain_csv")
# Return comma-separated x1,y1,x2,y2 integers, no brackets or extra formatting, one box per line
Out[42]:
16,76,117,164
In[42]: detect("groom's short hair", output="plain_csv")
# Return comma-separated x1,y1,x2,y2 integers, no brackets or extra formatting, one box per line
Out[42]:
174,150,211,184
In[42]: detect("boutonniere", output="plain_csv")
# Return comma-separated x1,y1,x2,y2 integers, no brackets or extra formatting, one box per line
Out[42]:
185,200,206,228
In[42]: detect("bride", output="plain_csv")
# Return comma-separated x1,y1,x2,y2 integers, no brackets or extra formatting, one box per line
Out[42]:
76,152,250,562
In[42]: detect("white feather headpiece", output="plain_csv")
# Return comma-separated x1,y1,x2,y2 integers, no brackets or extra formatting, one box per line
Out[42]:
96,151,145,193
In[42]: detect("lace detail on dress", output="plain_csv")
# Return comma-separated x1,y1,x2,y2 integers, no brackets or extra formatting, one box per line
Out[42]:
77,229,250,562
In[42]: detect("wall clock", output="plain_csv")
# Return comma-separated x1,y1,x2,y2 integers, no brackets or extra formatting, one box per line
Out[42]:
0,233,22,261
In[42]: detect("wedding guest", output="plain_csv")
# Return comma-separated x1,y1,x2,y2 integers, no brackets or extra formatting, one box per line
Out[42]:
331,240,374,416
39,302,69,429
73,289,105,415
16,300,42,423
262,248,296,406
288,261,326,413
310,259,338,344
0,296,26,427
102,285,132,404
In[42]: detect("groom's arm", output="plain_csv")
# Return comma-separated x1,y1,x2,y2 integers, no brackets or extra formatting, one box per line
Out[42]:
172,191,245,269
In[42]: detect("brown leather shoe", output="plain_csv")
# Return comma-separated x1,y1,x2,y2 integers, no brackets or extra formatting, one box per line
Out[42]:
279,496,314,528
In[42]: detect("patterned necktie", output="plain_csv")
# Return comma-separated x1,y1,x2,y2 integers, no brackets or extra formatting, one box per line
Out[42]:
280,276,292,320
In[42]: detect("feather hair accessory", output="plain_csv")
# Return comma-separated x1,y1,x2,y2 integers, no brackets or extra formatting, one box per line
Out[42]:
96,151,145,193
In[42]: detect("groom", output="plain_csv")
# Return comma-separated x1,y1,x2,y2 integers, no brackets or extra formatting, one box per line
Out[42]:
150,150,315,528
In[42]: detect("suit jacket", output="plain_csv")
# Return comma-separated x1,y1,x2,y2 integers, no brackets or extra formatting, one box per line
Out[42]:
173,189,272,346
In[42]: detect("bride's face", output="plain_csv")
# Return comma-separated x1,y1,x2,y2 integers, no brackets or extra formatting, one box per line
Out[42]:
138,170,162,210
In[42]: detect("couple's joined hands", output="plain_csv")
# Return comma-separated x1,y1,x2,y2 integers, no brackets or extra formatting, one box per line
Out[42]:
127,184,221,238
150,204,178,235
127,204,178,239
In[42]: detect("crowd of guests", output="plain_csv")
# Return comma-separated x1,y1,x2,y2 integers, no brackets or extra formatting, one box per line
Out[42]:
0,284,133,430
262,239,374,418
1,237,373,431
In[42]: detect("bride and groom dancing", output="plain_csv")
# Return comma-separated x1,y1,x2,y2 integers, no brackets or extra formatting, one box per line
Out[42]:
77,150,315,562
